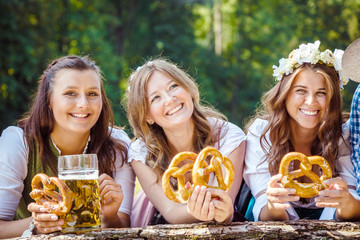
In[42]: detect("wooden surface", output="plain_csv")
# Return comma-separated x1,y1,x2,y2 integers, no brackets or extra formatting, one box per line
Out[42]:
13,220,360,239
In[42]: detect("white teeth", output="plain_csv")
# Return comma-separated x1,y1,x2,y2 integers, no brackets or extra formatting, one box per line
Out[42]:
167,104,182,115
301,109,317,116
72,113,88,118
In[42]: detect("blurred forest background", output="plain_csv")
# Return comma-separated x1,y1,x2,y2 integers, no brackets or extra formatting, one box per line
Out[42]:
1,0,360,134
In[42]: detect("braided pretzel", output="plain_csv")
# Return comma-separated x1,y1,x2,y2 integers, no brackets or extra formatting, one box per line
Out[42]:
279,152,332,198
162,152,199,203
193,147,234,192
162,147,234,203
30,173,74,215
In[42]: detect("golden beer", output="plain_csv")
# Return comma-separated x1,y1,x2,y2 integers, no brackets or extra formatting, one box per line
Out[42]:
60,178,101,233
58,154,100,233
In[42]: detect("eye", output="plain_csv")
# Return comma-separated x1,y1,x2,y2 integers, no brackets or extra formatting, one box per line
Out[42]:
88,91,99,97
295,89,306,94
64,91,76,96
151,95,160,103
170,83,178,90
317,91,326,96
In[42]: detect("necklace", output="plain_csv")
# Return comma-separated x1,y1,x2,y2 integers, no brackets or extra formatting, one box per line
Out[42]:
51,135,91,155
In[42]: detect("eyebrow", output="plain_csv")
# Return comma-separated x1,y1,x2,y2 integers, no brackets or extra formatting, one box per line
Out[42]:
64,86,100,90
293,85,325,90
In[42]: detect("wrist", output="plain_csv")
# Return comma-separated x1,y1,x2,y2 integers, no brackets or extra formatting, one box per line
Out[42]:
21,219,35,237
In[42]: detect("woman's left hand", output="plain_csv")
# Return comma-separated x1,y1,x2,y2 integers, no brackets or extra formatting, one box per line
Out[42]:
315,177,351,209
207,188,233,223
99,173,124,220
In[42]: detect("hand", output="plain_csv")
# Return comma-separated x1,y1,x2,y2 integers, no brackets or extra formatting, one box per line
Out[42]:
315,177,351,209
27,202,64,234
207,188,233,223
187,185,215,221
266,174,299,211
99,173,124,220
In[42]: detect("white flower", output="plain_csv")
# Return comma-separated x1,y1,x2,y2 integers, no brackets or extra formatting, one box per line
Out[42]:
272,40,349,89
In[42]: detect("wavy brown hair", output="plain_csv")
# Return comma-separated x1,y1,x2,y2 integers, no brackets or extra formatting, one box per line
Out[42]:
247,63,344,175
126,58,226,178
18,55,128,177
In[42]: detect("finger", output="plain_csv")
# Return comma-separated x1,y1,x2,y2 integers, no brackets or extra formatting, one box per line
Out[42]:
267,194,299,203
195,186,207,206
319,189,343,197
100,183,122,197
268,174,283,188
33,212,59,222
200,191,212,219
99,178,121,194
102,190,124,205
28,203,47,213
98,173,111,184
323,177,348,189
208,202,215,220
269,202,291,210
267,187,296,196
187,185,200,212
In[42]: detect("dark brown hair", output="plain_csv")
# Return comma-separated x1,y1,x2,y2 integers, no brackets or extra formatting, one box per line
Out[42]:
18,55,127,176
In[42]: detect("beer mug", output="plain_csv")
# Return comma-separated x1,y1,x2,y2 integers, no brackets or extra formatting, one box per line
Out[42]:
58,154,101,233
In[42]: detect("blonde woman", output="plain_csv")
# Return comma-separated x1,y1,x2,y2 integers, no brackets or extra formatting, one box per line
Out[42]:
244,41,360,221
126,58,246,227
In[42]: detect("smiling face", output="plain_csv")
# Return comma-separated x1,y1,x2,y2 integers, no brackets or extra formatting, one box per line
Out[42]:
49,69,102,136
285,68,328,131
146,70,194,131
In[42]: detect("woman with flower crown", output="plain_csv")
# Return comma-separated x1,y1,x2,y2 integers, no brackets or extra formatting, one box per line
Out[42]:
243,41,360,221
125,58,246,227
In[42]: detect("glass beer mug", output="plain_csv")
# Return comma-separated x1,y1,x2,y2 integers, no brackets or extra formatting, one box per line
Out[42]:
58,154,101,233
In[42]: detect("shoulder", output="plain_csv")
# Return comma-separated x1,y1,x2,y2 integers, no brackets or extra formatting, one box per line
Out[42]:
128,139,147,164
0,126,26,146
109,127,131,146
248,118,269,136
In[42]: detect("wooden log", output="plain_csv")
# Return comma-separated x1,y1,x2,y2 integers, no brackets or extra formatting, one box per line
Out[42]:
12,220,360,239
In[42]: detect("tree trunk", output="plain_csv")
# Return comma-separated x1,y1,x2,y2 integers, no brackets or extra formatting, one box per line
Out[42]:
13,220,360,239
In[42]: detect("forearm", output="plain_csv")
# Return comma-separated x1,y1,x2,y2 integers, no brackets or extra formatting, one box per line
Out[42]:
101,212,130,228
0,217,32,238
259,203,289,221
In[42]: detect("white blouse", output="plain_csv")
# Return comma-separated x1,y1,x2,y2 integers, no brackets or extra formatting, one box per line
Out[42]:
243,118,360,221
0,126,135,220
128,118,246,163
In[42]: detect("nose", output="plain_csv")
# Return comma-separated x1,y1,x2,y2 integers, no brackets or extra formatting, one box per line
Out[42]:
304,93,315,105
164,92,175,105
77,94,89,108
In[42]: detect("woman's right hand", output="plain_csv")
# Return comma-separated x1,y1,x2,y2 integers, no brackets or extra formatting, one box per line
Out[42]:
27,202,64,234
266,174,299,211
186,185,215,221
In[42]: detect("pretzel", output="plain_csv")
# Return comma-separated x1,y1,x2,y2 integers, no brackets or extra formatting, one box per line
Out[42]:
162,147,234,203
30,173,74,215
279,152,332,198
162,152,199,203
193,147,234,192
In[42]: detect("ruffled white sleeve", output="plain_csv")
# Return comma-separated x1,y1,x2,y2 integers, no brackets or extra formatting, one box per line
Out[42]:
208,118,246,157
128,139,147,164
110,128,135,216
0,126,28,220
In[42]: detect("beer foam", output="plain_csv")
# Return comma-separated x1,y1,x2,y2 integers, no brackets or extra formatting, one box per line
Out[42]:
58,170,99,180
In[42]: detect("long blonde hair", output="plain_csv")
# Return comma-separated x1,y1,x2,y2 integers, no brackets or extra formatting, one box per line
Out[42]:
126,58,226,177
247,63,344,175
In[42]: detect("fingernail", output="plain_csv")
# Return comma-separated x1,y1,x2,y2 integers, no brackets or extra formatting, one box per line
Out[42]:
59,219,64,225
201,186,206,191
51,215,58,220
40,207,47,212
58,226,62,231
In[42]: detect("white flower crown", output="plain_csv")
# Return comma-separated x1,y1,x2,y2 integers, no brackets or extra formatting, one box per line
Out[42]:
272,40,349,88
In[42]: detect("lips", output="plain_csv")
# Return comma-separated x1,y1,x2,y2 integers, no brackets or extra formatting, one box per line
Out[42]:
70,113,90,118
166,104,183,116
300,109,318,116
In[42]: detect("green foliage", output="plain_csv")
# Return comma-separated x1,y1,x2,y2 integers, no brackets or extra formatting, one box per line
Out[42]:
1,0,360,133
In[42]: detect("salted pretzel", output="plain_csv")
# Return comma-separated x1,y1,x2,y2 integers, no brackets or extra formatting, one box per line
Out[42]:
162,152,199,203
279,152,332,198
193,147,234,192
30,173,74,215
162,147,234,203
